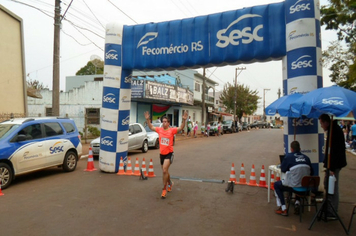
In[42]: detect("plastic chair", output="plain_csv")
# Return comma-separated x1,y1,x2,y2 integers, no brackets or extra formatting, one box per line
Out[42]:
287,176,320,222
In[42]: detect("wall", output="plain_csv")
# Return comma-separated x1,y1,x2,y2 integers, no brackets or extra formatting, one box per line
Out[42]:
0,5,27,116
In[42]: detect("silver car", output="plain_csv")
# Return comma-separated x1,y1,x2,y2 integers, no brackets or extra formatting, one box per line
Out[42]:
90,123,148,157
144,126,160,149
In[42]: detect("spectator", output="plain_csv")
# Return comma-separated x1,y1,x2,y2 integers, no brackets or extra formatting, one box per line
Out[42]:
319,114,347,220
274,141,314,216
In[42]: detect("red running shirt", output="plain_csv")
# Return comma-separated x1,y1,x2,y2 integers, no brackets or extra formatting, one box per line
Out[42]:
155,127,177,155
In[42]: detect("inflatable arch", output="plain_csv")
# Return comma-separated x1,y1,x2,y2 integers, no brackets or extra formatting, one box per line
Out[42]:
100,0,323,176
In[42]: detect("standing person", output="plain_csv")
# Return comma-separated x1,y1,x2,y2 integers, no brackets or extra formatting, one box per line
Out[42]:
201,122,206,135
144,110,188,199
207,122,211,137
274,141,314,216
193,121,198,138
351,121,356,141
319,114,347,219
217,121,222,136
187,116,192,137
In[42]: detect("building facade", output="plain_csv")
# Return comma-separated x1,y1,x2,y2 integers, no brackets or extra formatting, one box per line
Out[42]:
0,5,27,120
28,69,218,137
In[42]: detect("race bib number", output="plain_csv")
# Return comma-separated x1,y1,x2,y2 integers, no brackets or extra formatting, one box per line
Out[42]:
161,137,169,146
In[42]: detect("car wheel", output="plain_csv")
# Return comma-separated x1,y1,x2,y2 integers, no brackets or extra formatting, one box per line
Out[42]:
0,163,13,189
142,140,148,153
62,151,78,172
154,139,159,149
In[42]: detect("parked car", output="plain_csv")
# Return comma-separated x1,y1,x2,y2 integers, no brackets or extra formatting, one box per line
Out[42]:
208,121,219,136
90,123,148,157
145,126,159,149
0,117,82,189
242,122,250,130
222,120,235,133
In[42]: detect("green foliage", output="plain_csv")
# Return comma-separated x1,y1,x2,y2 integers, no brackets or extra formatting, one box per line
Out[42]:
321,0,356,91
87,126,100,137
219,82,260,120
76,59,104,75
26,79,47,89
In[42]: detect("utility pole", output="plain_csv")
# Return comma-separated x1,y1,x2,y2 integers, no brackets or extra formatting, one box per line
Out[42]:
234,67,246,129
263,88,270,121
52,0,61,116
202,68,206,125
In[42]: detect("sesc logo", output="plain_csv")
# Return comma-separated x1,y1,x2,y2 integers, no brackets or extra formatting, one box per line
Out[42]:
49,141,64,154
103,93,116,103
101,136,114,147
292,118,314,127
290,0,311,14
216,14,263,48
137,32,158,48
122,116,130,125
322,97,344,106
105,49,118,60
124,75,132,84
291,55,313,70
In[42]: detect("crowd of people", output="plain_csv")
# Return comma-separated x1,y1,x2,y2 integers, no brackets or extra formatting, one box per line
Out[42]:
340,120,356,151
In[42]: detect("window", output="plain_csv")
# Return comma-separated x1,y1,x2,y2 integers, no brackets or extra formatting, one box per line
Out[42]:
86,108,100,125
132,124,142,134
62,122,76,133
46,107,52,116
14,124,42,141
44,122,63,137
195,82,200,92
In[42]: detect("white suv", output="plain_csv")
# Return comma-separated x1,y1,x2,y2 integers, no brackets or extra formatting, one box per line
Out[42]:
0,117,82,189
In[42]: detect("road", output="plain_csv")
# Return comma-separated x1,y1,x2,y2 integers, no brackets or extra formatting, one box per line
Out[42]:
1,129,355,236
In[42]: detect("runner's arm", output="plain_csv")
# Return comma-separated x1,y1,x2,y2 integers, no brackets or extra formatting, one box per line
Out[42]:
144,111,156,132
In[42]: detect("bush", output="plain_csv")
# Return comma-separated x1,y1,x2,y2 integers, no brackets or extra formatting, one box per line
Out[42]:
88,126,100,137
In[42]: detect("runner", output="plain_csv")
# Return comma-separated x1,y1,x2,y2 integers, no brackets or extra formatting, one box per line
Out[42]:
144,110,188,198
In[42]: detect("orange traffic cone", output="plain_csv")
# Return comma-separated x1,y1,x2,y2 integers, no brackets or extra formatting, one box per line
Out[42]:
0,179,4,196
258,165,267,188
248,164,258,186
133,158,141,176
84,147,97,171
117,157,126,175
229,163,237,184
276,172,281,182
237,163,247,185
125,157,133,176
147,159,156,177
141,158,148,176
271,171,275,190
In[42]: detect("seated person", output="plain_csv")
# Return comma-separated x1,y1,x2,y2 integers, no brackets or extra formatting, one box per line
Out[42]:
274,141,314,216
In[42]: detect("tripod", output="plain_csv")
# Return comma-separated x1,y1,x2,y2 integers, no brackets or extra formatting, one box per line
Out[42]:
308,170,348,234
309,117,348,234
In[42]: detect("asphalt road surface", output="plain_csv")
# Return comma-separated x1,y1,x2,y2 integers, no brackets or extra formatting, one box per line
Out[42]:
1,129,355,236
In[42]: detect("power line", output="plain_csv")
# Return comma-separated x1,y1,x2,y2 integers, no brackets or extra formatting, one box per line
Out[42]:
107,0,138,24
82,0,105,29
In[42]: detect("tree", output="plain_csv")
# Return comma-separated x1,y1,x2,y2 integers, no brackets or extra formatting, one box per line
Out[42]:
26,79,46,89
76,59,104,75
321,0,356,90
219,82,260,120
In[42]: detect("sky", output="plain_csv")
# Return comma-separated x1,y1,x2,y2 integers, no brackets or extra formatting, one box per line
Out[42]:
2,0,337,115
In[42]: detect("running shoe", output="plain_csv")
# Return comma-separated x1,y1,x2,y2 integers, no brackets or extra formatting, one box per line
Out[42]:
161,189,167,198
167,180,174,192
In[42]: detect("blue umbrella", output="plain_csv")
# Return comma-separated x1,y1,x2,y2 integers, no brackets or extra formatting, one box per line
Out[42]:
290,85,356,119
265,93,303,117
